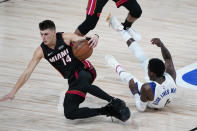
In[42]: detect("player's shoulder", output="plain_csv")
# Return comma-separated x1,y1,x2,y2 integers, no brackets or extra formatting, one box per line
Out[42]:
164,72,176,82
142,82,157,95
142,82,156,90
141,82,155,101
34,46,44,59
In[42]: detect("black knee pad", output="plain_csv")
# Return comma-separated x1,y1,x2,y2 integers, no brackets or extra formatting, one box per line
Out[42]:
77,14,99,35
122,0,142,18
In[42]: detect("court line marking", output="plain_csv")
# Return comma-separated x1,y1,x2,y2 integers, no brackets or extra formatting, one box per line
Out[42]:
176,62,197,90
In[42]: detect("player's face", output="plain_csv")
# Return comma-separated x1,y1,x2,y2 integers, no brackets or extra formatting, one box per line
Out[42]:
148,66,154,80
148,69,152,80
40,29,56,45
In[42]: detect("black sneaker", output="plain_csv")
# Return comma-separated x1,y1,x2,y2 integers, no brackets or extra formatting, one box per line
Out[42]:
104,98,131,122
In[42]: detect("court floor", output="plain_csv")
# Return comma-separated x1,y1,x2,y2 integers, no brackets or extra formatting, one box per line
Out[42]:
0,0,197,131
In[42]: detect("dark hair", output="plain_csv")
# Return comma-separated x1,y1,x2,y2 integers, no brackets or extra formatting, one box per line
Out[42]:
148,58,165,77
39,20,56,31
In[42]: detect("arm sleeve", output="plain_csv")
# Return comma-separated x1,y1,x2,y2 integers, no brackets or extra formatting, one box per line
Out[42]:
134,94,148,112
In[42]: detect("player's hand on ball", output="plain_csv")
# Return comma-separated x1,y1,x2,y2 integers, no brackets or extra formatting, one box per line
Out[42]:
88,34,99,48
72,40,93,60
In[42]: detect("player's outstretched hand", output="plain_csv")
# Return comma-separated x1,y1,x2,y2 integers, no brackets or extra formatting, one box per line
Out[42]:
0,92,15,102
88,34,99,48
151,38,164,47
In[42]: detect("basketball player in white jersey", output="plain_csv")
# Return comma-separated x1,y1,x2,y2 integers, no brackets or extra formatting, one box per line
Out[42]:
105,15,177,111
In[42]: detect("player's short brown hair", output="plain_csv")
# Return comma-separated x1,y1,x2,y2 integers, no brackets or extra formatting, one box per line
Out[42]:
39,20,56,31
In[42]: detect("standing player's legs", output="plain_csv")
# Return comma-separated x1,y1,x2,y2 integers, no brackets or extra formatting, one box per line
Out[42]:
112,0,142,41
121,0,142,29
75,0,109,36
113,0,142,30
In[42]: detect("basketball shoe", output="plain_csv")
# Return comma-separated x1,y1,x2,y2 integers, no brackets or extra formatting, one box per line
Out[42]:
101,98,130,122
106,13,141,42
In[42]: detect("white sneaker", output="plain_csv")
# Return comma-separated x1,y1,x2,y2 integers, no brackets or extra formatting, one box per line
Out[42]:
106,13,123,31
127,27,141,42
107,13,141,42
105,54,120,71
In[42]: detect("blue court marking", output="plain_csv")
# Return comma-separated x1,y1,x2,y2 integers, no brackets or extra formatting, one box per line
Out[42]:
176,62,197,90
182,69,197,86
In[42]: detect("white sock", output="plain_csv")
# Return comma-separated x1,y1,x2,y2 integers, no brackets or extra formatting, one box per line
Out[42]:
116,65,124,74
128,42,150,82
120,30,131,42
128,41,148,67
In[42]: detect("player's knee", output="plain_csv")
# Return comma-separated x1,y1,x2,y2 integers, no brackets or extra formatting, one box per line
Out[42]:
64,113,75,120
126,0,142,18
64,110,77,120
77,15,99,35
129,6,142,18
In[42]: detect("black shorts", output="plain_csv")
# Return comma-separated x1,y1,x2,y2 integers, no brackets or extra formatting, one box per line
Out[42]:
86,0,109,16
86,0,129,16
66,69,96,99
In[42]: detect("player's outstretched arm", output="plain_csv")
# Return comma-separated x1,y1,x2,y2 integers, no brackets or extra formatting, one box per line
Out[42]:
0,46,43,102
62,33,99,48
151,38,176,81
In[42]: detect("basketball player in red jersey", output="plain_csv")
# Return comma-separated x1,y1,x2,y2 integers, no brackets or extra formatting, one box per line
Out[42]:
0,20,130,122
74,0,142,45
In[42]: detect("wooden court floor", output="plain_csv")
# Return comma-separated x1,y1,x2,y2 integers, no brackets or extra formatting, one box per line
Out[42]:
0,0,197,131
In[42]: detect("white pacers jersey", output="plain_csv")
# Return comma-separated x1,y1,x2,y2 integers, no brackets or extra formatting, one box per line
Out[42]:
147,73,177,108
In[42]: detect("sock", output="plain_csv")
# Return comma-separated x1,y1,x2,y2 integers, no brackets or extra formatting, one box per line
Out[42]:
120,30,131,42
128,41,150,81
119,71,137,84
128,41,148,67
116,65,124,75
115,61,140,85
122,19,133,30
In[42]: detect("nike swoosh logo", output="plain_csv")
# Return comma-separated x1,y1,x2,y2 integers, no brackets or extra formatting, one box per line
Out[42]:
48,52,53,56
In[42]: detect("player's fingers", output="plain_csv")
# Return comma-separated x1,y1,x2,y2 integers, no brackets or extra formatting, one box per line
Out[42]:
0,95,9,102
92,43,97,48
89,41,96,48
92,39,98,48
89,43,94,48
88,38,93,44
89,40,95,48
89,39,98,48
88,38,94,47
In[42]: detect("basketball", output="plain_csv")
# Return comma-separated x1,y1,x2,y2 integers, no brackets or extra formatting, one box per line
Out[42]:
72,39,93,60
